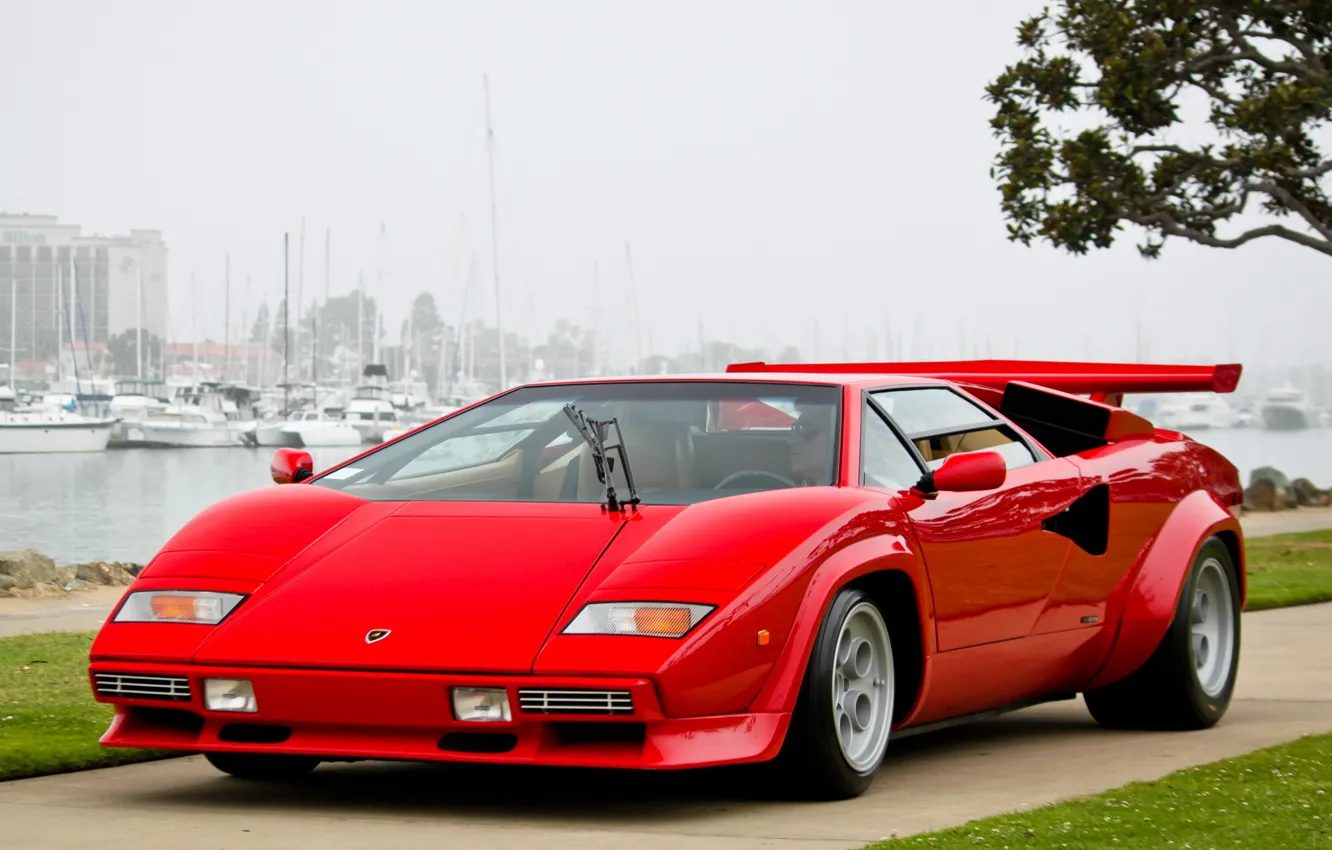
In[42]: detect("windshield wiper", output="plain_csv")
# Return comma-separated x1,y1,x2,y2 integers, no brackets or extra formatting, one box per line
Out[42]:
562,403,640,512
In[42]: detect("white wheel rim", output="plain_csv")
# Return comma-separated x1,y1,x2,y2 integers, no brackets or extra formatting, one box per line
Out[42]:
1189,557,1236,697
831,601,894,772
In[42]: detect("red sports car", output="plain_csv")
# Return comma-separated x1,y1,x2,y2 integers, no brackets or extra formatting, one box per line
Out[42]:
89,360,1247,799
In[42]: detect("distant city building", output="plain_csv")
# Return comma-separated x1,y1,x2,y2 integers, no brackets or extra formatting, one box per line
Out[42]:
0,213,168,371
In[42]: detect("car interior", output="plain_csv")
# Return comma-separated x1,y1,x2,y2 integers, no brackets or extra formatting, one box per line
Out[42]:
333,396,836,504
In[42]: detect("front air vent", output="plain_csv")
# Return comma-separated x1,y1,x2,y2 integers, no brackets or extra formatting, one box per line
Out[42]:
94,672,192,702
517,688,633,715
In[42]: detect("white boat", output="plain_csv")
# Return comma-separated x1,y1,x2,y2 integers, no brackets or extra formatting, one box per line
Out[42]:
280,410,362,447
254,411,303,447
389,376,432,411
1158,393,1233,431
379,404,460,443
0,386,116,454
1260,385,1313,431
107,380,172,447
136,405,239,447
343,384,401,443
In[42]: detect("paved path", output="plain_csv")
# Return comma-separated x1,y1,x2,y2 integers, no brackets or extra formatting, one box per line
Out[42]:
4,506,1331,640
3,601,1329,849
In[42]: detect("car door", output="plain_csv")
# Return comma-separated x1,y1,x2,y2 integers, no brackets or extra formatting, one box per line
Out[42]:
868,387,1084,652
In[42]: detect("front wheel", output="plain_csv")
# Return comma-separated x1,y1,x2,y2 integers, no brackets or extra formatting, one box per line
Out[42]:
1085,536,1241,730
776,588,896,799
204,751,321,781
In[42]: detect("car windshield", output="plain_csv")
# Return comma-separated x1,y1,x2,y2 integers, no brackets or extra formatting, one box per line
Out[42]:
311,380,842,504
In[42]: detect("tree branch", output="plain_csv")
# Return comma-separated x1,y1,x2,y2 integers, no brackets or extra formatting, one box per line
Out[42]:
1218,14,1324,79
1236,26,1328,75
1127,211,1332,257
1244,180,1332,241
1127,144,1241,169
1284,159,1332,180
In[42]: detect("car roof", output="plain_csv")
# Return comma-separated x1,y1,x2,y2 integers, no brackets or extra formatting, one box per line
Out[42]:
512,372,953,391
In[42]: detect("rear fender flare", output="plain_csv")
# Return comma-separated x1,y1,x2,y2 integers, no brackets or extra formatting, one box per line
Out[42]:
1084,489,1243,691
746,533,934,716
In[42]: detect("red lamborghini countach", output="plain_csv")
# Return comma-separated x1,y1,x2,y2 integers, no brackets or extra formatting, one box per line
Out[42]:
89,360,1247,799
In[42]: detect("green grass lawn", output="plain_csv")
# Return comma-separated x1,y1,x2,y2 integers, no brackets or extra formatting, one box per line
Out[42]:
1245,528,1332,611
870,732,1331,849
0,631,174,781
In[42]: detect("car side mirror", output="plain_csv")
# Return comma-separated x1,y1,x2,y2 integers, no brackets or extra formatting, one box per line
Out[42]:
915,450,1006,495
271,448,315,484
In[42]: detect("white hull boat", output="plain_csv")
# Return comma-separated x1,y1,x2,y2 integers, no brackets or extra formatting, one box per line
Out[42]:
379,405,460,443
1260,385,1314,431
1158,393,1233,431
0,413,117,453
254,421,300,448
255,410,362,448
283,420,363,447
137,407,240,447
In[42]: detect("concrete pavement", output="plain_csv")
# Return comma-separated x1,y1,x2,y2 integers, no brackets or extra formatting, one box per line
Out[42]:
2,600,1329,849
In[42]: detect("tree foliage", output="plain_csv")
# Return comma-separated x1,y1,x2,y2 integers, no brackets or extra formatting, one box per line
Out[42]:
986,1,1332,260
106,328,162,378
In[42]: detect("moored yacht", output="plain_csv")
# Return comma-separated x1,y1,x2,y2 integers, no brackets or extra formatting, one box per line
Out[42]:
0,386,117,454
344,384,400,443
280,409,363,447
379,404,461,442
1260,385,1314,430
1157,393,1234,431
107,380,172,447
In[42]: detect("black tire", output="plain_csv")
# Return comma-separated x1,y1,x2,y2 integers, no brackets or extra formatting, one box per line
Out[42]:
775,587,894,800
1084,536,1241,730
204,751,321,781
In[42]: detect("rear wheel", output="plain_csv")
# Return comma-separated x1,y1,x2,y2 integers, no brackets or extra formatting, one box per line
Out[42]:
777,588,895,799
1085,536,1241,730
204,752,321,781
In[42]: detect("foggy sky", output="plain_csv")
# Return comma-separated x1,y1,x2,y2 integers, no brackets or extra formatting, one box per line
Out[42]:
5,0,1330,371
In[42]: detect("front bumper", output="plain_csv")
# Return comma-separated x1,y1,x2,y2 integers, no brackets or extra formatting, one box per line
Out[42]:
89,661,789,770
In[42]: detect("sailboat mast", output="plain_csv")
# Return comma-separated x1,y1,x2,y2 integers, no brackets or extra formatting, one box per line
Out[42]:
242,271,250,386
223,252,231,382
357,268,365,379
258,289,268,389
8,261,15,384
283,233,290,415
134,260,143,380
54,260,62,384
316,226,328,389
190,271,199,383
484,74,506,389
296,216,305,383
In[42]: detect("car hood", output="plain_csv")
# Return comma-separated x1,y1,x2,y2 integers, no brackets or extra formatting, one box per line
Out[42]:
192,502,627,673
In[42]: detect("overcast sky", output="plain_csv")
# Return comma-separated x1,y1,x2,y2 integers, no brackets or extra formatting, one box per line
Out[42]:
5,0,1329,373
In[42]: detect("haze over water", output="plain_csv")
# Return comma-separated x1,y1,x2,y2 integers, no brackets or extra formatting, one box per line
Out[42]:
2,428,1328,567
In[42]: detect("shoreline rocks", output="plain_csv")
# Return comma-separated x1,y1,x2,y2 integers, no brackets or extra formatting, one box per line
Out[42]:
0,549,144,598
1244,468,1331,512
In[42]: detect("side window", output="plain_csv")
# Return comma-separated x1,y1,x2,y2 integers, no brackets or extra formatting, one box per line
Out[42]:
873,388,1037,471
860,399,924,491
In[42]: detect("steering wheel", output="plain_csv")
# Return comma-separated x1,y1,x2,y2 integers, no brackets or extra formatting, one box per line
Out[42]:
714,469,798,490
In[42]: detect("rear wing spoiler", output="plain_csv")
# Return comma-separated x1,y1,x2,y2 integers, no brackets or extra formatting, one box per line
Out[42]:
726,359,1243,401
727,358,1243,455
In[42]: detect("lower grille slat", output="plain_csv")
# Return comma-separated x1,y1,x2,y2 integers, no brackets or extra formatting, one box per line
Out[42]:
94,672,192,702
517,688,633,715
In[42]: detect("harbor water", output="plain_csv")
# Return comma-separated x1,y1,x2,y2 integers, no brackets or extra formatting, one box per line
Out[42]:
2,428,1331,567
